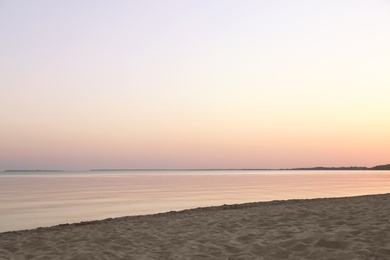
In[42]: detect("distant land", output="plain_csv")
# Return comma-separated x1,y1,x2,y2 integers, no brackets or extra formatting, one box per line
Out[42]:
288,164,390,171
90,164,390,171
2,164,390,172
3,170,65,172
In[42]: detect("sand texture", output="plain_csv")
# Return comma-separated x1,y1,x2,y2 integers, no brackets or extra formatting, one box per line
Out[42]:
1,193,390,259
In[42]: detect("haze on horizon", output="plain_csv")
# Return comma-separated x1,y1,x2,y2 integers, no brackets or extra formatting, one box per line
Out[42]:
1,1,389,171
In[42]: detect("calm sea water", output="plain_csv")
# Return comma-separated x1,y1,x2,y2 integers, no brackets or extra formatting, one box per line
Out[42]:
0,170,389,232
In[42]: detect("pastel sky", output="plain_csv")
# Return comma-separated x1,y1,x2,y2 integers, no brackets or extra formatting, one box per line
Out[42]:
1,0,389,170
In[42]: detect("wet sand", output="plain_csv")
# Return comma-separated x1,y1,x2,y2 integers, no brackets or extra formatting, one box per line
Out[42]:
1,193,390,259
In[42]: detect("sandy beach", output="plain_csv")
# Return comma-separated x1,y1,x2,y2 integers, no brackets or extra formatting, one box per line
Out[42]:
1,193,390,259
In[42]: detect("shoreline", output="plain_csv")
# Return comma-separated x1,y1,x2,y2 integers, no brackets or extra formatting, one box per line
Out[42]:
1,193,390,259
1,193,388,234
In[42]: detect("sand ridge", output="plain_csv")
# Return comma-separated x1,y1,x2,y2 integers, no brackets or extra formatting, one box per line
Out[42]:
1,193,390,259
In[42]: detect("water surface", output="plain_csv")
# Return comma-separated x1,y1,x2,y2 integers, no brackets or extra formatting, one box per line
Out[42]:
1,170,389,232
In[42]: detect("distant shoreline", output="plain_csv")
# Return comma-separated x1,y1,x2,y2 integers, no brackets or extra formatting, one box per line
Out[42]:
90,164,390,171
2,164,390,172
3,170,65,172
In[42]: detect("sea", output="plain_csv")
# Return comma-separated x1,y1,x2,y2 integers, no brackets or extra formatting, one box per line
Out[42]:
1,170,389,232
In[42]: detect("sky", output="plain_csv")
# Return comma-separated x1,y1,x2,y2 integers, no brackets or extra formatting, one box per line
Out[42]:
1,0,389,170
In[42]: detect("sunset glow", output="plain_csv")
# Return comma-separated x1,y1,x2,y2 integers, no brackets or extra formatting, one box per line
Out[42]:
1,1,389,170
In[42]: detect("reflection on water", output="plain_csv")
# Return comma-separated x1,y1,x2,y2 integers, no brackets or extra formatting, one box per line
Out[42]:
0,170,389,232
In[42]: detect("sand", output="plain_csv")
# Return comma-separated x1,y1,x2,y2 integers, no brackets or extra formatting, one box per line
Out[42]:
1,194,390,260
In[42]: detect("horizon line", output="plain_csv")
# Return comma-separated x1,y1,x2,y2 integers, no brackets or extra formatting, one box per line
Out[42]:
2,164,390,172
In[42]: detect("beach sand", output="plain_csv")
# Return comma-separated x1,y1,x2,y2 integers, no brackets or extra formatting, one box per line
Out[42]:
1,194,390,259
